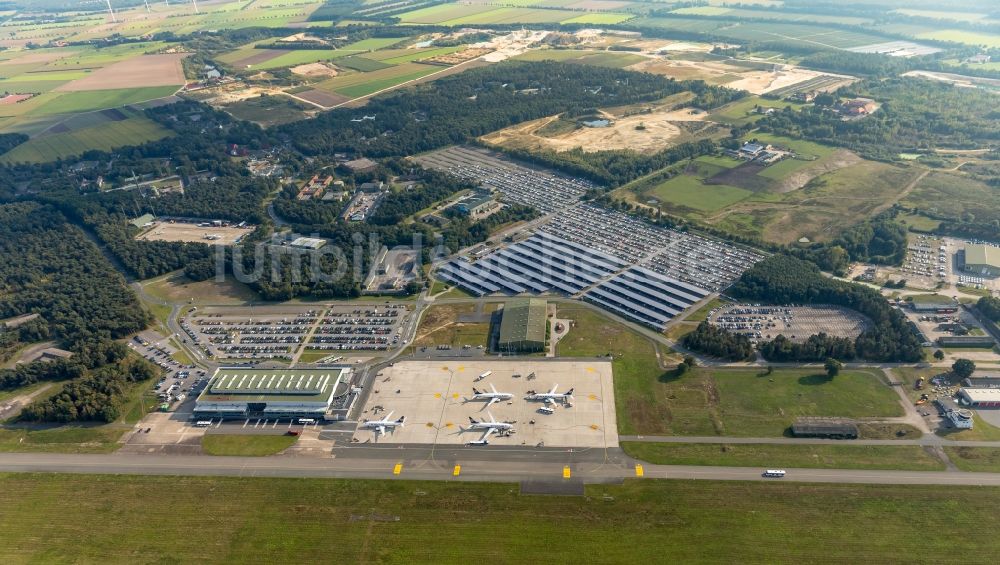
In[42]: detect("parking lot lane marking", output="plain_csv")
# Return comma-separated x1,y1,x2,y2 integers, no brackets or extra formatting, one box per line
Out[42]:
453,465,461,477
393,463,402,475
272,420,278,429
243,419,249,429
563,466,571,479
635,464,644,477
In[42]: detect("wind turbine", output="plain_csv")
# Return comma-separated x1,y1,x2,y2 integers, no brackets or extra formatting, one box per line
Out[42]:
105,0,117,23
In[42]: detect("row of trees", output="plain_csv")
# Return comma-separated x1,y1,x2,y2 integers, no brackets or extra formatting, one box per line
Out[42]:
682,322,755,361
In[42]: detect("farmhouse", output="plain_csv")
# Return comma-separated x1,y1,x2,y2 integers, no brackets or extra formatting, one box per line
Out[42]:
964,244,1000,277
497,298,547,353
738,141,769,159
193,367,350,420
836,98,878,117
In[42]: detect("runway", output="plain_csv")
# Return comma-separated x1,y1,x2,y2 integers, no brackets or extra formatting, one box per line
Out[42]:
4,451,1000,486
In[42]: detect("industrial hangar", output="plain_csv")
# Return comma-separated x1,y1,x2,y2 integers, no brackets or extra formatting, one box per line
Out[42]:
353,360,618,448
193,367,352,420
437,204,762,330
497,298,547,353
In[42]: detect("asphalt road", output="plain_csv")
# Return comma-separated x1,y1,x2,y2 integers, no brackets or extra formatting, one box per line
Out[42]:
5,452,1000,486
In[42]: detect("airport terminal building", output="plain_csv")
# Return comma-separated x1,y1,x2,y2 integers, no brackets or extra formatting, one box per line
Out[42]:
193,367,350,420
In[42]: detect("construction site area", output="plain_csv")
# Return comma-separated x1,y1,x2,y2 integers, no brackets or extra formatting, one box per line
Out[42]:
136,220,253,245
352,359,617,448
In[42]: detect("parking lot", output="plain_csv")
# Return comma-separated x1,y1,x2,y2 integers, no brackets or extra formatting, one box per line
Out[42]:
179,304,411,362
352,360,618,448
709,304,872,343
414,146,596,214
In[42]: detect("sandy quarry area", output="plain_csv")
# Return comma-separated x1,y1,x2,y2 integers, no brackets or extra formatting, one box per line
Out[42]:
629,57,844,95
482,107,707,154
290,62,338,77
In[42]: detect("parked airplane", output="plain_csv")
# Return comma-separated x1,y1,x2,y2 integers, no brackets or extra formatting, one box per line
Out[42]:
462,411,514,445
465,383,513,408
360,411,405,438
526,384,575,405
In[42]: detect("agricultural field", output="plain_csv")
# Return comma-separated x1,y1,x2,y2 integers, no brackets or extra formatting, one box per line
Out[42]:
310,62,442,98
0,114,173,165
6,475,1000,562
511,49,646,68
223,95,315,126
917,30,1000,48
643,156,752,213
708,95,804,125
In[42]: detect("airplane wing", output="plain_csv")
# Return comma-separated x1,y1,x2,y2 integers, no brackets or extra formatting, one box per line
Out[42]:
487,396,499,408
377,425,386,436
490,383,498,394
384,411,393,421
478,427,496,443
548,384,558,395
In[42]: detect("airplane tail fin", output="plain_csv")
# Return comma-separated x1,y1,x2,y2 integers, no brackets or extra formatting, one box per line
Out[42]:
397,416,405,427
472,387,482,395
566,388,574,396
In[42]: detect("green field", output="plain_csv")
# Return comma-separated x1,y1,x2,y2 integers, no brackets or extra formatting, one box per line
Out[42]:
224,95,312,126
334,55,394,72
0,117,173,164
647,155,752,213
5,475,1000,562
397,3,497,24
711,369,902,437
0,427,124,453
709,96,802,126
945,447,1000,472
201,434,298,456
902,171,1000,225
31,86,179,116
559,13,634,25
251,49,357,70
315,63,441,98
512,49,646,68
623,442,945,471
561,313,901,435
918,29,1000,48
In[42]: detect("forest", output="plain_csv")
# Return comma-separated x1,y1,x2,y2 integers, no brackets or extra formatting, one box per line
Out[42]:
277,61,743,161
681,322,755,361
730,254,924,362
759,78,1000,160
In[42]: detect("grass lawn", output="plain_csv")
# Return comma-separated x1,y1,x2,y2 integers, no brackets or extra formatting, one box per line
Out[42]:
944,447,1000,472
711,369,902,437
937,415,1000,441
201,434,298,456
412,304,491,349
32,86,179,115
0,426,124,453
902,171,1000,226
648,174,751,213
898,212,941,232
708,96,801,125
684,297,728,322
622,442,945,471
142,272,259,305
0,117,173,164
5,475,1000,561
297,350,344,363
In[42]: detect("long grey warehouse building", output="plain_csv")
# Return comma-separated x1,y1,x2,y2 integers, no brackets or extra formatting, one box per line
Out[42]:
193,367,351,420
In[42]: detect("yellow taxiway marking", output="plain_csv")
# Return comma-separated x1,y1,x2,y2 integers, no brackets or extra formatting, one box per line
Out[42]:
452,393,459,399
457,366,464,372
445,422,454,428
441,366,449,372
453,465,461,477
434,393,442,398
586,367,595,372
635,464,644,478
393,463,402,475
563,466,571,479
588,394,598,400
